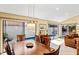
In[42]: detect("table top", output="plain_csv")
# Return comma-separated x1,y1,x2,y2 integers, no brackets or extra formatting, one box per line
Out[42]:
13,40,50,55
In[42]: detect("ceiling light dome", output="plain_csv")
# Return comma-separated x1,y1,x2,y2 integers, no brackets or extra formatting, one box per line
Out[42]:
56,8,60,11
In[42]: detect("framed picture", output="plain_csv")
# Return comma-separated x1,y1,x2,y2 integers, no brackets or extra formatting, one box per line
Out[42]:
39,24,47,35
39,24,46,30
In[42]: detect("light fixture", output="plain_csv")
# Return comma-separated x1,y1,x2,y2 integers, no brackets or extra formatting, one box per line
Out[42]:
65,13,69,16
56,7,60,11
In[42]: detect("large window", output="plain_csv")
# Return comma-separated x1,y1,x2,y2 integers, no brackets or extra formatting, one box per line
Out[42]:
25,23,36,39
3,20,25,41
62,24,76,36
48,25,58,39
62,26,67,36
69,25,76,34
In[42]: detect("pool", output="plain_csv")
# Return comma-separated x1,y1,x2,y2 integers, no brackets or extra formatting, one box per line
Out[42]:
25,37,35,43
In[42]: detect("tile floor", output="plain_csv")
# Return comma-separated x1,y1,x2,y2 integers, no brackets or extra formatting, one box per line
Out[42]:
51,38,77,55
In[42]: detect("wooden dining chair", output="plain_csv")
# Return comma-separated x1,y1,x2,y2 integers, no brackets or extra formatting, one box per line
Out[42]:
17,34,25,41
11,47,15,55
35,35,41,42
43,45,60,55
40,35,51,50
5,41,12,55
4,41,15,55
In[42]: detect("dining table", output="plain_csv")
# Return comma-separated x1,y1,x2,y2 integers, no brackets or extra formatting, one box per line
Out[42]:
12,40,51,55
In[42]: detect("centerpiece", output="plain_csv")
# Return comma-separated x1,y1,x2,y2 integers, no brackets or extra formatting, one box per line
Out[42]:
26,42,33,48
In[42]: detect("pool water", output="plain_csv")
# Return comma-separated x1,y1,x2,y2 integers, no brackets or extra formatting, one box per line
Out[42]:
25,37,35,43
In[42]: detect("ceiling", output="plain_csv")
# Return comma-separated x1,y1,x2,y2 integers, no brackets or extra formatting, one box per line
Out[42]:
0,4,79,22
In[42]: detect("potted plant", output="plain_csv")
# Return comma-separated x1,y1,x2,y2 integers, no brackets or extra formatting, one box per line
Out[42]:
3,33,8,42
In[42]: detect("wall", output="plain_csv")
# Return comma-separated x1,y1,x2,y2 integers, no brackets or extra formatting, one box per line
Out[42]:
76,24,79,35
0,19,3,53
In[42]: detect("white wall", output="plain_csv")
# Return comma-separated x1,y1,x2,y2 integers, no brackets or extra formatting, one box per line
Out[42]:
76,24,79,35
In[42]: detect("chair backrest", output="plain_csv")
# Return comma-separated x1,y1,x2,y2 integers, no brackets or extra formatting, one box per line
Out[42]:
17,34,25,41
5,42,12,55
35,35,40,42
40,35,50,49
44,45,60,55
5,41,15,55
11,47,15,55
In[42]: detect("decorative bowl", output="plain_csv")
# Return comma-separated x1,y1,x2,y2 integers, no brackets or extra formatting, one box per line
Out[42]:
26,43,33,48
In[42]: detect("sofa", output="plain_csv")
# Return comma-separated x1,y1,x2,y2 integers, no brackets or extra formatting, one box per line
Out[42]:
64,34,79,48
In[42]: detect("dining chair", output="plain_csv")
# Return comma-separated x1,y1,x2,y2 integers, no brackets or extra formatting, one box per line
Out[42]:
40,35,51,50
35,35,40,42
5,41,15,55
17,34,25,41
43,45,60,55
11,47,15,55
5,41,12,55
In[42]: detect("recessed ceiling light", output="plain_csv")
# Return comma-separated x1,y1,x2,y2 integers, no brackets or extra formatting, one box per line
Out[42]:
65,13,69,16
56,8,60,11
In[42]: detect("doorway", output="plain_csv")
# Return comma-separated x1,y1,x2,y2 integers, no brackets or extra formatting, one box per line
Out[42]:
48,25,58,40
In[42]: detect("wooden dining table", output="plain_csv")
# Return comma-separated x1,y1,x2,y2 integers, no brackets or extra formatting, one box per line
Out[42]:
12,40,51,55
